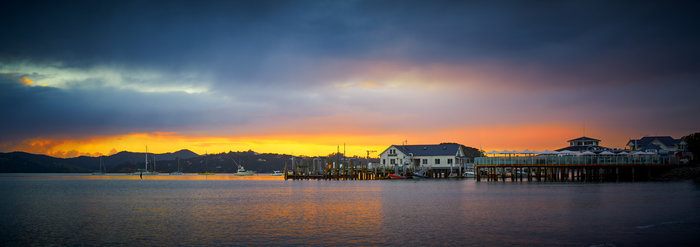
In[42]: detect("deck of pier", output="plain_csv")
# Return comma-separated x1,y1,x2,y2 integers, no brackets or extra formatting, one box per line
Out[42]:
283,157,466,180
474,155,682,182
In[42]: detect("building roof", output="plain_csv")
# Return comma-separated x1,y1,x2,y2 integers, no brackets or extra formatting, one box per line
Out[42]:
556,145,610,152
628,136,683,148
391,143,462,157
567,136,601,142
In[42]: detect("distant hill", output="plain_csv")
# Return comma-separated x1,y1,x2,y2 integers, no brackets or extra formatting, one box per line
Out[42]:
0,152,88,172
0,149,380,174
104,149,199,168
0,149,199,173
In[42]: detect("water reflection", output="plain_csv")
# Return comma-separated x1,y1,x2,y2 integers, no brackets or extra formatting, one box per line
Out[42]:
1,176,699,246
0,173,286,180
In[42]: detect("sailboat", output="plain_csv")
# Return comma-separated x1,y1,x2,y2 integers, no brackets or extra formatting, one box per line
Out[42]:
92,156,105,175
151,153,160,175
198,152,215,175
170,158,184,175
135,145,158,175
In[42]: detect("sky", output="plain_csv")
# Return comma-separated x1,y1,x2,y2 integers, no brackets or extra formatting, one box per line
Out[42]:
1,0,699,158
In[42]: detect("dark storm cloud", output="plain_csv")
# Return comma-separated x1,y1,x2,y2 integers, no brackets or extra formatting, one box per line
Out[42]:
3,0,698,87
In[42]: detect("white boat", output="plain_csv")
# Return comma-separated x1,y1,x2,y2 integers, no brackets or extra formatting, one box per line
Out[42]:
463,171,476,178
235,165,256,176
135,146,159,176
271,170,283,176
233,160,255,176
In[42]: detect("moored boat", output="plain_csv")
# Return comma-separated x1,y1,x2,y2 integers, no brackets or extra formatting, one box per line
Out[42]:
233,159,255,176
387,174,407,179
235,165,255,176
92,157,105,175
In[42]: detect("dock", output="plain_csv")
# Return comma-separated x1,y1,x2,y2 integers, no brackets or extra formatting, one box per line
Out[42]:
474,154,682,182
283,157,467,180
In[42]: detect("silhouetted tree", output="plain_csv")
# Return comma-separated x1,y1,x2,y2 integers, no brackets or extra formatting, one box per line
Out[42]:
682,132,700,163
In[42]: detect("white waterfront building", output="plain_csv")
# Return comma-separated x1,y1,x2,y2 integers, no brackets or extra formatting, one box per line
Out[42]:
378,143,469,174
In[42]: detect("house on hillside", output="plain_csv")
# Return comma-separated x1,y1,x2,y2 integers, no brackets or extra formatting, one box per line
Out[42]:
379,143,469,174
555,137,612,152
627,136,687,154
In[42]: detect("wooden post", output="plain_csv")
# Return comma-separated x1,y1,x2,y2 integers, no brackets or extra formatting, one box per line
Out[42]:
284,162,288,180
632,167,635,182
476,166,481,182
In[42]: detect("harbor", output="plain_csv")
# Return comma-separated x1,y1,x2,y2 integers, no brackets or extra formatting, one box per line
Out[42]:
285,136,692,182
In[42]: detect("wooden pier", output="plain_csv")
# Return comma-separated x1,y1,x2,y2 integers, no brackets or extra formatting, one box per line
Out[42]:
283,157,467,180
474,155,681,182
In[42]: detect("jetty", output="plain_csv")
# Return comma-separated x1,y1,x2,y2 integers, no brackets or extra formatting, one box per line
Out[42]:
284,157,388,180
282,156,465,180
474,152,682,182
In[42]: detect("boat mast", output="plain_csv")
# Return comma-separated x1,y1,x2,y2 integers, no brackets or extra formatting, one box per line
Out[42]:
145,145,149,172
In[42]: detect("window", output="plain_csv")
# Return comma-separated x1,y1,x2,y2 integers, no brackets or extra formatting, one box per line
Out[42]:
435,159,440,164
447,158,453,164
390,159,395,164
382,159,385,165
422,159,427,164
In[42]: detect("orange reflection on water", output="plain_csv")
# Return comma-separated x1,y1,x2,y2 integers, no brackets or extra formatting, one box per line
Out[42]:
249,182,384,244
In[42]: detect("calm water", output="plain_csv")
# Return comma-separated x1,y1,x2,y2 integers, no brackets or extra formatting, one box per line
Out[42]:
1,174,699,246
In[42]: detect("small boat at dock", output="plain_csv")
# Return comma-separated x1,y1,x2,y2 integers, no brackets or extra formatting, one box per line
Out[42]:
271,170,283,176
387,174,407,179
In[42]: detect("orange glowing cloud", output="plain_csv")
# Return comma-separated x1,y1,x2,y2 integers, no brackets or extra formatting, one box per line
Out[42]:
362,81,378,87
21,77,34,85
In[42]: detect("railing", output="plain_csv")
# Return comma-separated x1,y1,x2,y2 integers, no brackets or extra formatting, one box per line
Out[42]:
475,155,679,166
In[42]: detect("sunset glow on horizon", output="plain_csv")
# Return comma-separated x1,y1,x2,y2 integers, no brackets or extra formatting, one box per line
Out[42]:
4,123,632,158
